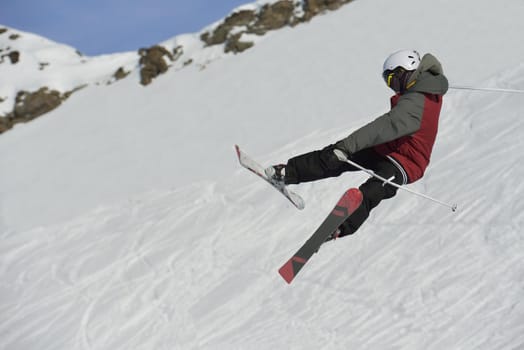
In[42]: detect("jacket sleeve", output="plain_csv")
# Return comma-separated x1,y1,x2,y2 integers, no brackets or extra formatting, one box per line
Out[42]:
335,92,425,154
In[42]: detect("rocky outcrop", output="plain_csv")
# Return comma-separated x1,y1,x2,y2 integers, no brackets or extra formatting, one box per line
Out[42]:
252,1,297,33
14,88,64,119
201,10,258,46
139,45,175,85
201,0,354,54
0,87,75,133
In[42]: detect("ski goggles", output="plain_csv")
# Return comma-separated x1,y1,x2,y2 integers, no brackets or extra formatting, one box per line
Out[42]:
382,67,416,92
382,67,405,88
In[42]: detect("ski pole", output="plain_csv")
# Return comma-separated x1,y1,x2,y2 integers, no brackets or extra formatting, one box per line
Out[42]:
449,85,524,94
333,149,458,212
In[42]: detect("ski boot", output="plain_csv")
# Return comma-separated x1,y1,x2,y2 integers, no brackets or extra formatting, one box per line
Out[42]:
264,164,286,187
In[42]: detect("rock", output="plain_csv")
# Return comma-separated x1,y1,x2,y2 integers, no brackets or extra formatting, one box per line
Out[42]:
0,50,20,65
13,88,64,122
173,45,184,61
201,1,297,51
201,10,257,46
0,117,11,133
113,67,129,81
139,45,174,85
200,0,354,53
39,62,50,70
225,34,254,54
8,51,20,64
251,1,296,34
303,0,351,20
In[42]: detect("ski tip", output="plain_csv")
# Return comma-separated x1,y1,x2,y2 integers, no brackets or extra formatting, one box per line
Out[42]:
278,260,295,284
234,144,243,161
346,187,363,198
278,256,307,284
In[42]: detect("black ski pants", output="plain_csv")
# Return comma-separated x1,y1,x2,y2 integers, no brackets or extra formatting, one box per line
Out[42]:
284,145,404,237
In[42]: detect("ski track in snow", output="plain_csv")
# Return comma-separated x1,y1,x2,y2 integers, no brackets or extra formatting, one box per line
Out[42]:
2,78,524,350
2,110,524,350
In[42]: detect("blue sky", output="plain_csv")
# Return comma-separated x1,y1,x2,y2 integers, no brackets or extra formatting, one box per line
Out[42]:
0,0,249,55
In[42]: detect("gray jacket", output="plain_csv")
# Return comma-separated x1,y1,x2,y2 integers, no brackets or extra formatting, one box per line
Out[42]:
335,54,449,157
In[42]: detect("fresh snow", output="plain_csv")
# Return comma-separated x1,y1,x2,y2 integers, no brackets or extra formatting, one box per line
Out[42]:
1,0,524,349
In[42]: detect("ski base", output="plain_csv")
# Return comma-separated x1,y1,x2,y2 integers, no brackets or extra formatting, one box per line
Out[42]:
278,188,363,284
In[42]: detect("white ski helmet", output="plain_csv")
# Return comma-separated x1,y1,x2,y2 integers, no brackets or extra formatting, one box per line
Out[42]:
382,50,421,92
382,49,421,73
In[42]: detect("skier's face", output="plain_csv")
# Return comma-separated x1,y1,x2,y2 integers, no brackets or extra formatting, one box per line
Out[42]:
383,67,405,93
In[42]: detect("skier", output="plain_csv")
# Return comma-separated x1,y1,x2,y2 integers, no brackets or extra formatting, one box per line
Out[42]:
265,50,449,240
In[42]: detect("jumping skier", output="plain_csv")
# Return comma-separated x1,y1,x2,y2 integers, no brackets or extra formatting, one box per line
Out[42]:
265,50,449,240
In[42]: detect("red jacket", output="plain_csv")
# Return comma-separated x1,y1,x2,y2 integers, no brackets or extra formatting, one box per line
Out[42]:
374,93,443,183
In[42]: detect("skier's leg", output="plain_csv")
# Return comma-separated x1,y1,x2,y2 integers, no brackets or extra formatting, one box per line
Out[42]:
285,146,376,184
338,157,404,237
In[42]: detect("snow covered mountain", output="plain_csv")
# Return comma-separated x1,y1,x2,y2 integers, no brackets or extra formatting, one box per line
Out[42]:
0,0,354,132
1,0,524,349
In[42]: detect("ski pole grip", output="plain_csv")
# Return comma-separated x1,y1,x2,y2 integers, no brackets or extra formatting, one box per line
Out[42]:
334,149,349,162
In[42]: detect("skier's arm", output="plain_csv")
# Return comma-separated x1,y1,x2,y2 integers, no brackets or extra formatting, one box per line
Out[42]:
335,92,425,154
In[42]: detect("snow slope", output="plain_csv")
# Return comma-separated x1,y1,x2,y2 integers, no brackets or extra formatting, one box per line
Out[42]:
1,0,524,349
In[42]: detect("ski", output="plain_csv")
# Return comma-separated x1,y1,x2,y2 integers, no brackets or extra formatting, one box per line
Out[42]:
278,188,363,284
235,145,305,210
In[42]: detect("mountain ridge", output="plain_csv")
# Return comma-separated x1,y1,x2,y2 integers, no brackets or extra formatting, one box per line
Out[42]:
0,0,355,133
